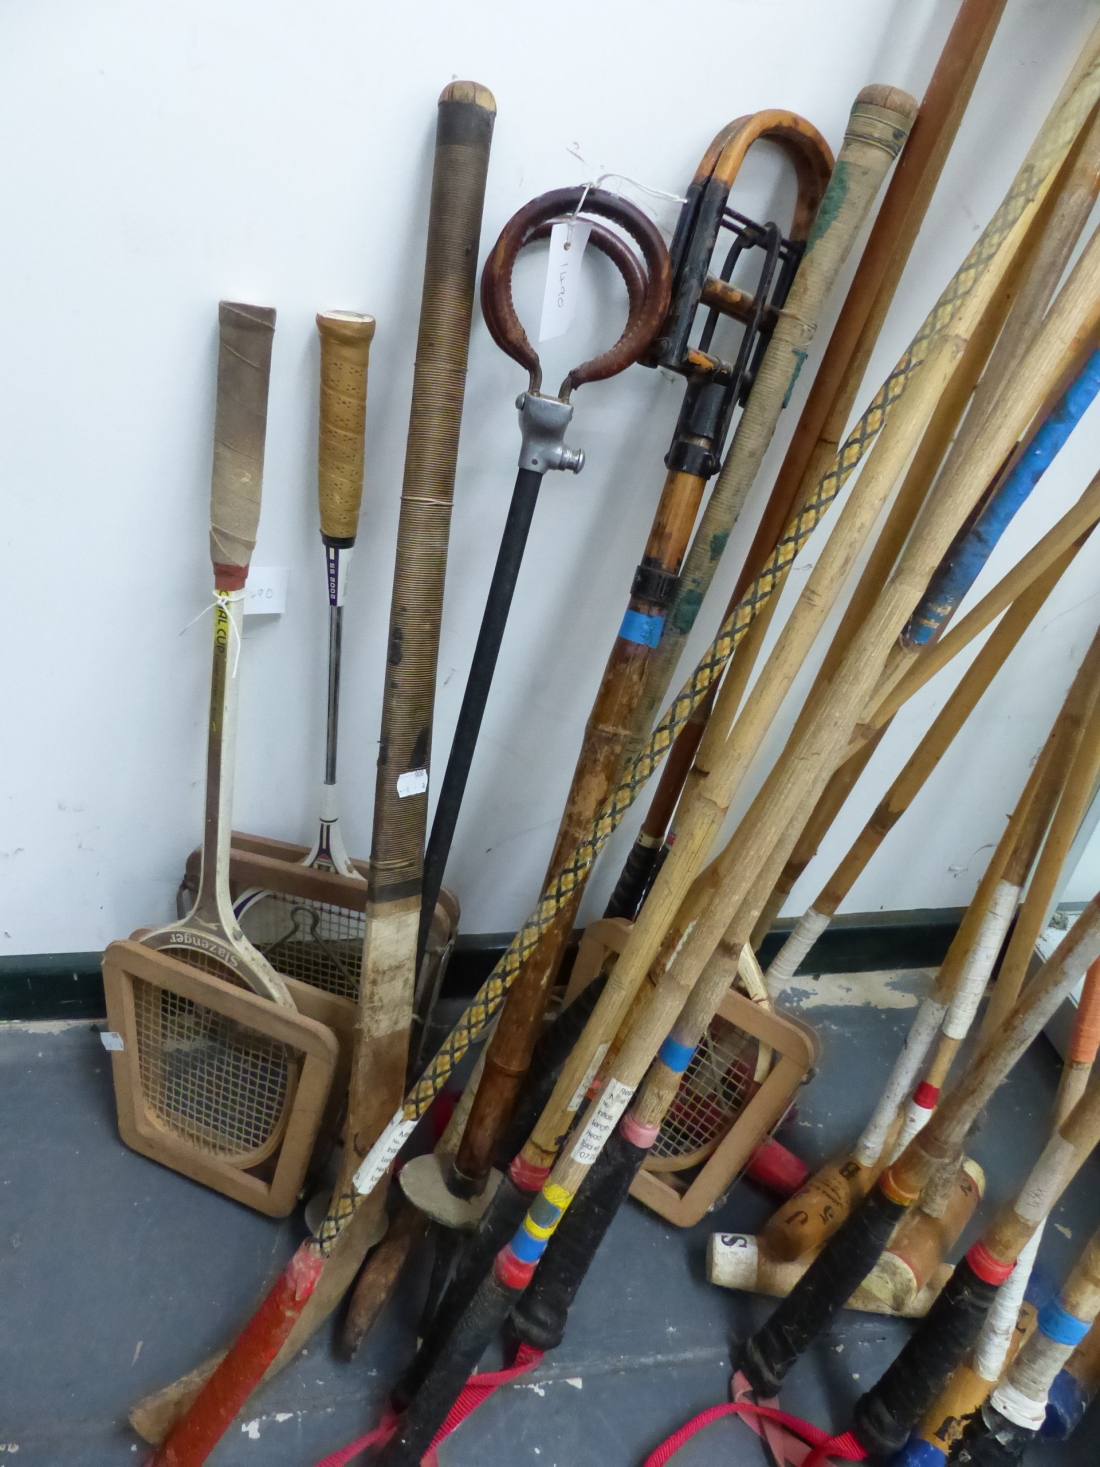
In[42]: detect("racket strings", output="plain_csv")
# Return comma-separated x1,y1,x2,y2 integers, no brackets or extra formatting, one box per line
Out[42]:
132,968,299,1163
647,1015,758,1172
239,894,364,1001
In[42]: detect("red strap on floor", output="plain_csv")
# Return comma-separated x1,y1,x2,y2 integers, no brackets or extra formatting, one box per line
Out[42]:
643,1372,868,1467
311,1343,544,1465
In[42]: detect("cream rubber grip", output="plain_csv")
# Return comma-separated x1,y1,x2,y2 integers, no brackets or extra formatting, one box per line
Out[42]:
210,301,277,589
316,311,376,543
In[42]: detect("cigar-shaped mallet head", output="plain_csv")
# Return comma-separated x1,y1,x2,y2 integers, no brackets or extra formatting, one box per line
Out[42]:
316,311,376,545
209,301,277,589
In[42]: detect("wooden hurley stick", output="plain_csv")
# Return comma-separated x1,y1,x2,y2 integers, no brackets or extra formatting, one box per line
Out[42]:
609,0,1010,913
765,619,1100,1262
144,81,496,1467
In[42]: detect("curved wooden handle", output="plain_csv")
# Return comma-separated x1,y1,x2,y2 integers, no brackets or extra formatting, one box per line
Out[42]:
209,301,276,590
480,185,672,397
316,311,376,543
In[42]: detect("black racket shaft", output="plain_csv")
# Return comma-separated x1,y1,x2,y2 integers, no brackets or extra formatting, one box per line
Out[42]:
417,465,544,975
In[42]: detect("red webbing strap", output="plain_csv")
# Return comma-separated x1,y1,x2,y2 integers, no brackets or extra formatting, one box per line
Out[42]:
312,1344,544,1466
643,1372,868,1467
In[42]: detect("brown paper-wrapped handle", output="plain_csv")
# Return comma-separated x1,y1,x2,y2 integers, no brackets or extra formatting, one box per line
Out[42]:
209,301,277,589
316,311,376,543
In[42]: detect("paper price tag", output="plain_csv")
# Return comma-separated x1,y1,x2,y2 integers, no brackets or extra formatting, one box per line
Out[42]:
100,1030,125,1052
539,219,592,342
397,768,429,798
570,1078,634,1168
244,566,289,616
352,1110,418,1196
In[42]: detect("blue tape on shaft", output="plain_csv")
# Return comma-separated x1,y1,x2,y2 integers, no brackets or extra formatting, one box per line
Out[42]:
1038,1299,1093,1346
619,609,665,648
1042,1367,1090,1441
889,1437,947,1467
658,1036,696,1073
903,346,1100,647
509,1223,549,1265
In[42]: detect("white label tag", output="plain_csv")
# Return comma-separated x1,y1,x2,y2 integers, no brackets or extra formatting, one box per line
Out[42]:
326,545,353,609
539,219,592,342
100,1030,125,1051
244,565,289,615
570,1078,635,1168
567,1042,610,1112
352,1110,417,1197
397,768,429,798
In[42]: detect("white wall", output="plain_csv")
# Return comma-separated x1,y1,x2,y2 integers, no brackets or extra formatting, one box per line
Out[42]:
2,0,1100,955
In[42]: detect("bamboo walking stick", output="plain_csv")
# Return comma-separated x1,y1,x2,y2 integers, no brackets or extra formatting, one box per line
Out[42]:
144,81,496,1467
764,618,1100,1263
608,0,1011,914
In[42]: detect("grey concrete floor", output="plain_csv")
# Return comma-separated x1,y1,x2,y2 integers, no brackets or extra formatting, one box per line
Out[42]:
1,968,1098,1465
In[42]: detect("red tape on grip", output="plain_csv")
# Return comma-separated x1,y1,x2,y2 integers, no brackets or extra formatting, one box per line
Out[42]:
213,561,249,591
966,1240,1016,1285
509,1155,552,1192
912,1081,940,1109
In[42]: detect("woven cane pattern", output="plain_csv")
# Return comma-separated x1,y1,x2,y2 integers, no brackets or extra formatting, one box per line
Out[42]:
132,976,297,1162
239,893,363,1001
398,112,1082,1125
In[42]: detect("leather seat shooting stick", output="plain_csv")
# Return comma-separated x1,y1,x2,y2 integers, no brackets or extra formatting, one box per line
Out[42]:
143,80,496,1467
411,182,672,1062
607,0,1009,922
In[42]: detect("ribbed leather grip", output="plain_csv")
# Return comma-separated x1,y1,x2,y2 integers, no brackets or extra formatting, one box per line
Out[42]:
209,301,276,589
316,311,375,543
369,82,495,902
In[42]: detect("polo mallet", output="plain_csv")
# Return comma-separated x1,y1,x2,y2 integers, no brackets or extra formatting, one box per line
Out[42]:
142,82,496,1467
412,182,672,1055
764,623,1100,1266
737,901,1100,1450
428,110,833,1209
140,301,290,1008
231,311,376,998
606,0,1009,919
896,954,1100,1466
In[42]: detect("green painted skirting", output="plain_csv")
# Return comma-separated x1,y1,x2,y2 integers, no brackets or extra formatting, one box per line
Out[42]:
0,908,968,1022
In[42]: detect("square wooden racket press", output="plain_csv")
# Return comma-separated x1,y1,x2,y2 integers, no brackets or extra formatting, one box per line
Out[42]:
102,938,342,1217
179,832,459,1024
567,919,819,1228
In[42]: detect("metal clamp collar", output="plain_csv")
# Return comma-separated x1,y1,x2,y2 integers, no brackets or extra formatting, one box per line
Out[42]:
516,392,584,475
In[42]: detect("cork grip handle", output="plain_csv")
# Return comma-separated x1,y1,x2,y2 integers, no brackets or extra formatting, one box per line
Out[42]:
209,301,277,590
316,311,376,544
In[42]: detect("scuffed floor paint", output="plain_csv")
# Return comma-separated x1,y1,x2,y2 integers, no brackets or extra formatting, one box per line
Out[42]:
783,969,930,1011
